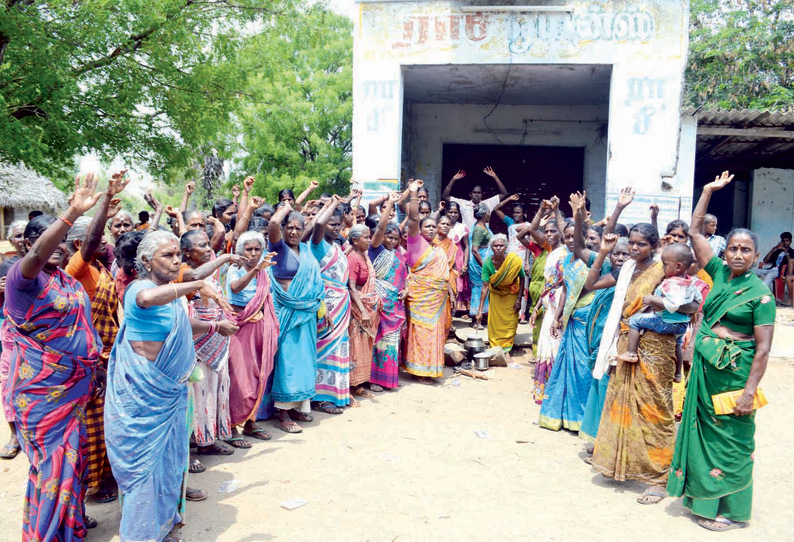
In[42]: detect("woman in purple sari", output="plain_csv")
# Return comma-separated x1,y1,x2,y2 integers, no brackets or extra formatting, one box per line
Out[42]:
4,176,103,540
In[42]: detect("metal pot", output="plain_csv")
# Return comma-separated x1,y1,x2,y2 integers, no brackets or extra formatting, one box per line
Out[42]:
464,335,487,363
473,352,491,371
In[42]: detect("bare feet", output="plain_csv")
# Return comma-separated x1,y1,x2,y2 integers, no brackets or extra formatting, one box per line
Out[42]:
617,352,639,363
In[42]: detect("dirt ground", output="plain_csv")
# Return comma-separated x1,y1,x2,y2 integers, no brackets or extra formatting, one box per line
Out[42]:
1,316,794,542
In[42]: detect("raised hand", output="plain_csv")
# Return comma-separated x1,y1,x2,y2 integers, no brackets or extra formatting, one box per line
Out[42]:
106,198,123,219
452,170,466,181
601,232,618,253
256,251,277,271
164,205,179,218
409,179,424,192
438,200,447,211
388,192,401,203
144,189,163,211
483,166,497,178
107,169,130,197
250,196,265,209
309,180,320,190
231,184,240,199
705,170,734,192
568,192,581,215
185,181,196,195
540,199,552,212
243,176,255,193
549,196,560,211
68,173,104,215
649,203,660,219
617,187,635,208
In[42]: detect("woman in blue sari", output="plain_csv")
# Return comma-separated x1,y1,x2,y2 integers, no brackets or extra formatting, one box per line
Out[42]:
468,203,492,324
106,230,238,542
539,190,632,432
268,202,325,433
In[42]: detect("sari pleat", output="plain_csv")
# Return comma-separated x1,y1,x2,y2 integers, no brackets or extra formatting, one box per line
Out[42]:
485,253,523,352
371,248,406,389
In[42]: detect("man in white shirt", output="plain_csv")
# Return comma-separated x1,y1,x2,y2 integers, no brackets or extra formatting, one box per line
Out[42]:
441,167,509,230
704,213,726,258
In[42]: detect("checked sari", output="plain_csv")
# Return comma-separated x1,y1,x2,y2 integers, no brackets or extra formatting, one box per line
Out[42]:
5,266,100,542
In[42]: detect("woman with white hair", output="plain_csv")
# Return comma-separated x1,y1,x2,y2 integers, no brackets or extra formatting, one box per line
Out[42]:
105,229,238,542
224,231,278,443
475,234,525,359
346,222,381,397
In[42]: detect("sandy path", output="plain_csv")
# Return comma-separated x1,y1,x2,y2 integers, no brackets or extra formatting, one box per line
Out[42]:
1,348,793,541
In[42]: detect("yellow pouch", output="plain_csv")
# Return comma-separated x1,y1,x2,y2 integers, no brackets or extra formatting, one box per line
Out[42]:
711,388,768,415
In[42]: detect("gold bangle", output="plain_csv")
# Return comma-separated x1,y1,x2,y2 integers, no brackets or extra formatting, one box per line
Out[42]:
172,284,179,300
692,214,705,218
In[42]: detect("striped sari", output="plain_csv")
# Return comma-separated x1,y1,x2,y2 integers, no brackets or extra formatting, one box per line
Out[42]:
314,241,352,406
371,247,406,389
348,251,381,387
405,236,450,378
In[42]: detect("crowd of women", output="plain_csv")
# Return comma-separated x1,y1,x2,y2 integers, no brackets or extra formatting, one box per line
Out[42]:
0,166,774,540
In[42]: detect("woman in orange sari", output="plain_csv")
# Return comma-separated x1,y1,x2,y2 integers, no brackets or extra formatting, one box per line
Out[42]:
405,180,450,381
434,215,459,334
347,224,382,397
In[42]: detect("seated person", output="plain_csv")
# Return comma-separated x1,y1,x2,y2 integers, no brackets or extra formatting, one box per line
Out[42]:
755,231,794,290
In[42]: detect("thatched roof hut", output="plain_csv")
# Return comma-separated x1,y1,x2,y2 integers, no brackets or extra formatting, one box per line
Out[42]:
0,163,68,238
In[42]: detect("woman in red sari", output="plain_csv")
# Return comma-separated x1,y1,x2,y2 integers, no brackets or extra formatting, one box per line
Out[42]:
5,176,103,540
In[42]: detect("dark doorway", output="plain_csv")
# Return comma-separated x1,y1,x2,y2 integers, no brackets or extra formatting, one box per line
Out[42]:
442,143,585,233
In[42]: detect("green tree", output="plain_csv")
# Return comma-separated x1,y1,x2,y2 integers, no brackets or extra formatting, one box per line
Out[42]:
686,0,794,110
0,0,292,181
231,4,353,202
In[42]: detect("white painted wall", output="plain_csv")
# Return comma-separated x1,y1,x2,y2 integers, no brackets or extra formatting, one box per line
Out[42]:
751,168,794,254
408,103,608,217
354,0,691,215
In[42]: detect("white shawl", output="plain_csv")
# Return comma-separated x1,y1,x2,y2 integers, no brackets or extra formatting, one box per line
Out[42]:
592,258,636,380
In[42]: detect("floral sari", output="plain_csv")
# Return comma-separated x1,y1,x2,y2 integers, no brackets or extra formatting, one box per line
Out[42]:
314,241,352,406
592,261,677,485
371,247,406,389
5,267,100,542
532,246,567,404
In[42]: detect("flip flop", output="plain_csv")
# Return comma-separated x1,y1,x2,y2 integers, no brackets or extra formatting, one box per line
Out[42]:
243,427,272,441
636,488,666,505
185,487,207,502
352,387,375,398
225,437,252,449
368,384,384,393
189,459,206,474
275,420,302,434
288,410,313,423
85,516,98,529
312,402,344,415
698,517,747,532
196,442,235,456
89,488,118,503
0,442,20,460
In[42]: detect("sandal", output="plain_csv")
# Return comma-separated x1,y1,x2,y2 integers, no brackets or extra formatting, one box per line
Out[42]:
0,442,20,460
196,442,234,456
164,537,183,542
697,517,747,532
312,401,344,415
225,437,252,449
185,487,207,502
189,459,206,474
275,420,302,434
349,398,361,408
243,426,272,441
636,487,666,505
368,383,384,393
89,487,118,503
85,516,98,529
352,386,375,398
288,410,313,423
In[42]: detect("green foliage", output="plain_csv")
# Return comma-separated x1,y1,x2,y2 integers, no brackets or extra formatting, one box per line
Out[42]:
230,5,353,202
686,0,794,110
0,0,292,181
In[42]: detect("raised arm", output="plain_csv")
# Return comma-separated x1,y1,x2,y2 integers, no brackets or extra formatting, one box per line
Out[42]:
430,199,446,220
441,170,465,201
207,216,226,253
691,171,733,268
650,203,659,234
312,194,342,245
179,181,195,213
571,192,590,263
231,184,240,207
165,205,186,237
396,187,411,214
493,194,519,223
372,193,400,249
550,196,566,237
238,176,255,218
268,201,292,245
483,166,509,200
20,174,103,279
83,169,130,262
517,200,552,247
407,179,423,238
144,190,164,229
296,180,319,210
368,194,388,217
584,233,618,291
604,187,634,236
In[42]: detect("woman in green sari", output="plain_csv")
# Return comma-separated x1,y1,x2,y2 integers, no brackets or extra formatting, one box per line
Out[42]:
667,172,775,531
